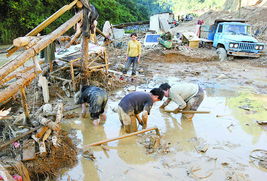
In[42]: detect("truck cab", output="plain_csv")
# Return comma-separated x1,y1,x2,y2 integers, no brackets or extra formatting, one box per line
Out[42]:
208,19,264,61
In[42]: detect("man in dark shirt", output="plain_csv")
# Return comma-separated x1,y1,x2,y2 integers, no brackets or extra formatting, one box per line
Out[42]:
118,88,164,133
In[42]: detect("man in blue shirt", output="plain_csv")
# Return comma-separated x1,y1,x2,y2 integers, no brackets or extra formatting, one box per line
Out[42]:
118,88,164,133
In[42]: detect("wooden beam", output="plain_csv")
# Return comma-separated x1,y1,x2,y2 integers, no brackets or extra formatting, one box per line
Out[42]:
0,11,83,81
0,72,37,103
6,0,79,57
0,61,44,86
82,36,89,84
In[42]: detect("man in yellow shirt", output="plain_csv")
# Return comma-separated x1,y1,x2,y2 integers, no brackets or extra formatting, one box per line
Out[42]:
123,33,142,76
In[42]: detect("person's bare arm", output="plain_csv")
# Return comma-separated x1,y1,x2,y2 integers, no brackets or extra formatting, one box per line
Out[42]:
160,98,171,109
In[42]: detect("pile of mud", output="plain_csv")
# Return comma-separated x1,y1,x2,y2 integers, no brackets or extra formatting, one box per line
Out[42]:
143,48,218,63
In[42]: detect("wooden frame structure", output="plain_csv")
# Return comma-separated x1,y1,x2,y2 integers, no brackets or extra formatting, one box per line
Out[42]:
0,0,109,119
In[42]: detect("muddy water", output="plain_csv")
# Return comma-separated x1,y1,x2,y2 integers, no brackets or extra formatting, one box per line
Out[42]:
58,78,267,181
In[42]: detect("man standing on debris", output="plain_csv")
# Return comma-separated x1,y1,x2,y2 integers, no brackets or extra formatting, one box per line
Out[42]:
159,82,204,120
122,33,142,76
118,88,164,133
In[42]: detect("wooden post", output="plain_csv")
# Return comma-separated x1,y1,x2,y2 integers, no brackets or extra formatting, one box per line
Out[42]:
6,0,79,57
0,11,83,81
20,87,30,121
81,36,89,85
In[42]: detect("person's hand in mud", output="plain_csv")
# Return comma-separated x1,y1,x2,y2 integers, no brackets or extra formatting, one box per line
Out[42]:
160,99,171,109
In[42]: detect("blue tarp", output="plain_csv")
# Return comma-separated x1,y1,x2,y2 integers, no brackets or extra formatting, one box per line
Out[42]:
145,34,160,43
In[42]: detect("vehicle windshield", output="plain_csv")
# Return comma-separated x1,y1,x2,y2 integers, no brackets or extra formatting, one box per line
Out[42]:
224,24,251,35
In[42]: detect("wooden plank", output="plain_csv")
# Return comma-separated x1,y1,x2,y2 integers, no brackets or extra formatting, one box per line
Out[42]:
22,139,36,161
6,0,78,57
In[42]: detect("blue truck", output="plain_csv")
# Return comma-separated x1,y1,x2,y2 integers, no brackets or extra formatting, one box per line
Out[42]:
200,19,265,61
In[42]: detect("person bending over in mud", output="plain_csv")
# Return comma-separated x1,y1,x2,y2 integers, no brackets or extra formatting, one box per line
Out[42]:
118,88,164,133
75,85,108,126
122,33,141,76
159,82,204,120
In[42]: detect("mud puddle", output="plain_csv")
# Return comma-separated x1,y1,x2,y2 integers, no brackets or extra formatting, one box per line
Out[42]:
57,77,267,181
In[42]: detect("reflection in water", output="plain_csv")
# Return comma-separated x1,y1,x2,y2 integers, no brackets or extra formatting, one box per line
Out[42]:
160,109,196,151
80,118,107,181
117,127,154,165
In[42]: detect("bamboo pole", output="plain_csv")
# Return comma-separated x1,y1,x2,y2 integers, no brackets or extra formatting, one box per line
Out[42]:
6,0,79,57
0,72,37,103
0,11,83,81
164,110,210,114
20,87,30,121
85,127,160,148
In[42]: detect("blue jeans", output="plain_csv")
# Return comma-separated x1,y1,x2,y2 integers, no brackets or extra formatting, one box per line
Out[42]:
123,57,138,75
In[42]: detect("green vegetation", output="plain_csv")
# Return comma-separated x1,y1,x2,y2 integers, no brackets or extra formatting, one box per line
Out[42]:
0,0,225,44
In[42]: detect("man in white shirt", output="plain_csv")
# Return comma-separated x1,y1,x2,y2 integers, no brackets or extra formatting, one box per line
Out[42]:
159,82,204,120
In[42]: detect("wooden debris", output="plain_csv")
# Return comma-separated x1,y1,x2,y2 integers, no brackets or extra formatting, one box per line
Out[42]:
0,71,37,103
0,126,41,151
13,36,41,48
38,75,50,103
55,102,64,124
20,87,30,121
39,117,60,131
0,164,16,181
6,0,79,57
39,141,47,157
0,10,83,81
84,127,160,150
42,129,52,142
36,127,49,139
22,139,36,161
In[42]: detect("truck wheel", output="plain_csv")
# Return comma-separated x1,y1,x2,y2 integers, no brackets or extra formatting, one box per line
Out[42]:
216,48,227,61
